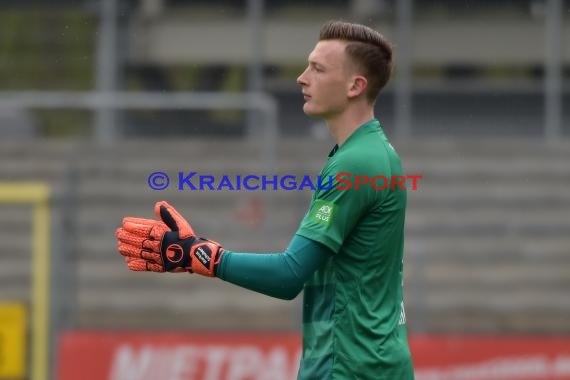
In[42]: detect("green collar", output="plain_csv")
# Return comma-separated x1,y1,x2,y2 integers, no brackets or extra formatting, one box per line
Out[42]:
328,119,381,158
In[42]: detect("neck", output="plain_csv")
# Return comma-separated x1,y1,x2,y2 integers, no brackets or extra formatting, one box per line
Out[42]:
326,104,375,146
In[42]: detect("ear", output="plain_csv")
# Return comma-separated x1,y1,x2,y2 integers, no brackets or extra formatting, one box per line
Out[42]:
347,75,368,99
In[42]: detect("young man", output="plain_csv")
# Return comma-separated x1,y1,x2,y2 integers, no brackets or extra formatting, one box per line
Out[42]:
116,20,414,379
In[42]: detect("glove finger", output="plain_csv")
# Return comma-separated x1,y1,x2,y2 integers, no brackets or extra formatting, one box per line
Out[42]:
118,240,138,257
116,228,146,245
154,201,195,239
122,219,169,238
116,229,162,252
117,242,144,258
118,242,162,263
126,257,165,272
124,257,184,273
122,219,154,236
123,216,168,228
122,217,163,228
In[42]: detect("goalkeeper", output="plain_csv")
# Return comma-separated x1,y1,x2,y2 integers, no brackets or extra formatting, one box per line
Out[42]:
116,20,414,379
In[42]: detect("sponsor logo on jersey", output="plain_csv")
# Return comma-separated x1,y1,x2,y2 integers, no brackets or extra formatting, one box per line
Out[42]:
310,200,336,226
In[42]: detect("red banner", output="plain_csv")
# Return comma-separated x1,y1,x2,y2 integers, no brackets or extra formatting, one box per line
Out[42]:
58,332,570,380
57,332,301,380
412,335,570,380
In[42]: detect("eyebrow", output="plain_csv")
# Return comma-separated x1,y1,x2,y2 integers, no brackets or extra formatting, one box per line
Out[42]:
308,60,325,69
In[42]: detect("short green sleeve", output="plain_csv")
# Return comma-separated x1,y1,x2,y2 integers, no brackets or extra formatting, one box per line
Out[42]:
295,156,381,253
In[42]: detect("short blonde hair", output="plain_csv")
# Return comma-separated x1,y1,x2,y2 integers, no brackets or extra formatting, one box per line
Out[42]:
319,20,393,103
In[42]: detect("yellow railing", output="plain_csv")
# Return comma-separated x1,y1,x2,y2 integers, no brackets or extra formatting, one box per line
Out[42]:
0,183,50,380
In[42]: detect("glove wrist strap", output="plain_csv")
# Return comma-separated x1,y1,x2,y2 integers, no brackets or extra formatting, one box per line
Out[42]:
161,232,223,276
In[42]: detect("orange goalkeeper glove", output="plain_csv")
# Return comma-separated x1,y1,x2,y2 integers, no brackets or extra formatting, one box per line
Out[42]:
115,201,224,276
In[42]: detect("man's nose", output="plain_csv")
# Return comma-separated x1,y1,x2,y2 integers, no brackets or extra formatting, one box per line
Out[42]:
297,68,308,86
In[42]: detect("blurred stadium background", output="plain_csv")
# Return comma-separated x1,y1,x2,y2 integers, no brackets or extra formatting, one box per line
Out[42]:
0,0,569,379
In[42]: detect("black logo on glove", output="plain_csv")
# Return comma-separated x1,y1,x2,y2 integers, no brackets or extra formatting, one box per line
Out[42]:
165,244,184,263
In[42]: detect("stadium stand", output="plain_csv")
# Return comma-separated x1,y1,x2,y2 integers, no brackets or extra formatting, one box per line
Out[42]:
0,138,568,333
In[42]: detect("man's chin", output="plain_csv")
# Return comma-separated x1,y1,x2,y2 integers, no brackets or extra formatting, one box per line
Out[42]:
303,104,321,117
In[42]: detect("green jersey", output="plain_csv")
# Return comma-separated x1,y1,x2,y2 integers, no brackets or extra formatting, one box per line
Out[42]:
295,119,414,379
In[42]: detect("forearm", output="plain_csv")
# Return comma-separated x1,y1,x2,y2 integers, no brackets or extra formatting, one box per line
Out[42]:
216,234,331,300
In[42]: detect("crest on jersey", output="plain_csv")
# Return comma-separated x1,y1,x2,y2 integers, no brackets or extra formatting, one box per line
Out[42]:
310,200,336,226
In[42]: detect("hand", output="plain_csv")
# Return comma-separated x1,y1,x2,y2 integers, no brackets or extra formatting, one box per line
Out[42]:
115,201,224,276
